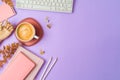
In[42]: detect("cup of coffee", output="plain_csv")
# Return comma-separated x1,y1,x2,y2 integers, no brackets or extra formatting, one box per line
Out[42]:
15,22,39,42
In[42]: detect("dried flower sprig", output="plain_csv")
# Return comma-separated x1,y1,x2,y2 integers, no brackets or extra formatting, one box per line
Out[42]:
2,0,14,7
0,42,19,67
40,49,45,55
45,16,52,29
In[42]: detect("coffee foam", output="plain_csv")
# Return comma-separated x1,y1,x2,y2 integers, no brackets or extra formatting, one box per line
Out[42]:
17,23,35,41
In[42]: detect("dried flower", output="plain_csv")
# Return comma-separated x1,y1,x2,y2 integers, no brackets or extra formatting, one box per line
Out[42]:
40,49,45,55
2,0,14,7
0,42,19,67
47,23,52,29
45,16,52,29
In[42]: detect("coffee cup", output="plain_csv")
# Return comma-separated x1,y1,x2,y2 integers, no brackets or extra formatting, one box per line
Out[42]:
15,22,39,42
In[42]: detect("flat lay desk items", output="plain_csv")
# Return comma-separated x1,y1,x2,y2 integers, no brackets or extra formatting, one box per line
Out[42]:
0,0,71,79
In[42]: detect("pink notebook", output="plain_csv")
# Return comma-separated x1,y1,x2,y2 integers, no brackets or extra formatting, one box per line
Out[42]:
0,52,35,80
0,2,16,22
15,46,44,80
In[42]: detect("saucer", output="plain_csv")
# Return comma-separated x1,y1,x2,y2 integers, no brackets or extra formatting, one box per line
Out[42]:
15,18,43,46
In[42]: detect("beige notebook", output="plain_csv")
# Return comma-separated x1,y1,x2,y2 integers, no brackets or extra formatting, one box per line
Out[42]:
15,46,44,80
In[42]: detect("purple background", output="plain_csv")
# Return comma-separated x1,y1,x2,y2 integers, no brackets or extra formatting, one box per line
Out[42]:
0,0,120,80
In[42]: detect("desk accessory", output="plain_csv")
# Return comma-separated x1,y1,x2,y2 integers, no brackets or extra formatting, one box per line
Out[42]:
15,18,43,46
40,57,58,80
0,2,16,22
40,57,53,80
15,46,44,80
0,51,36,80
16,0,74,13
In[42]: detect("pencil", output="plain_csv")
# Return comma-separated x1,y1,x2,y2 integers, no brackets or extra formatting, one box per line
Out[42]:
40,57,53,80
42,57,58,80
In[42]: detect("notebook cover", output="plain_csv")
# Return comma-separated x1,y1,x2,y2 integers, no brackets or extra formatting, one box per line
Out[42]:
0,52,35,80
0,2,16,22
15,46,44,80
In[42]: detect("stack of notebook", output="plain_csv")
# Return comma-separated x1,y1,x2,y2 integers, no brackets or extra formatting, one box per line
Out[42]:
0,46,44,80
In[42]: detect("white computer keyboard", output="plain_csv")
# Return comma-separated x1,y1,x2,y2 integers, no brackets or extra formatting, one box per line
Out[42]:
16,0,73,13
